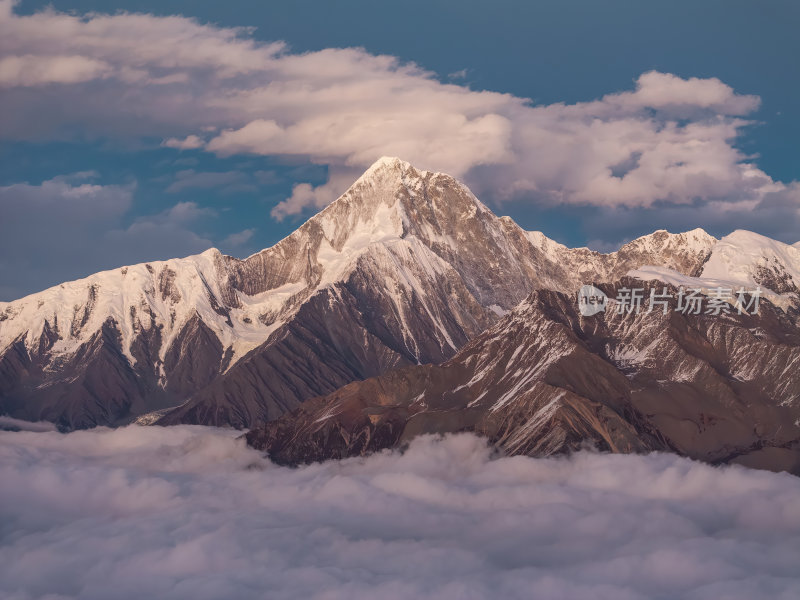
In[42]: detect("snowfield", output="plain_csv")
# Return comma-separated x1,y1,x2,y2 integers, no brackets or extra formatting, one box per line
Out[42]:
1,425,799,600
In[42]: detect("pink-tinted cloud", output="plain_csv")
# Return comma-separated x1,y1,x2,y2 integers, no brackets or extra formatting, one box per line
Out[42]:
0,1,792,221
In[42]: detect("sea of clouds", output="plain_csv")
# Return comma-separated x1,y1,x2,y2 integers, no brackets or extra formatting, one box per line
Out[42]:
1,425,799,600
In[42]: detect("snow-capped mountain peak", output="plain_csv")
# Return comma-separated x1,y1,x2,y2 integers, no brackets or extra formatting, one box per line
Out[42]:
618,227,716,257
700,230,800,293
307,155,493,248
2,157,791,431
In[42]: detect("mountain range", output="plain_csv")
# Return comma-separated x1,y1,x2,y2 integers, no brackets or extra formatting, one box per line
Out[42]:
248,277,800,473
2,157,799,472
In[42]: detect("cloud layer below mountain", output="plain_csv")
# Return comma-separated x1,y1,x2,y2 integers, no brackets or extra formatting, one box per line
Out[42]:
1,426,799,600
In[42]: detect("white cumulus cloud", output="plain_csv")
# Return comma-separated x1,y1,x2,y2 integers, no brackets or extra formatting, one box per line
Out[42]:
0,1,794,223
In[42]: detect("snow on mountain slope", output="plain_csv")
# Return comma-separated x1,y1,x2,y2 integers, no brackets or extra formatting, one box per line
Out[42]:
0,250,297,370
700,230,800,294
525,227,718,290
0,157,721,377
630,265,751,291
3,157,547,428
630,230,800,315
156,160,730,429
152,158,561,427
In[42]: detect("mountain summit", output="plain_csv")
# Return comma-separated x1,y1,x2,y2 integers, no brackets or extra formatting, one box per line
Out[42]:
1,157,792,431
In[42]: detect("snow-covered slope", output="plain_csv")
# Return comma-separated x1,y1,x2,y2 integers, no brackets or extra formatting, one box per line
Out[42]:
701,230,800,294
537,227,718,288
154,157,571,427
0,249,297,370
3,157,551,427
630,230,800,313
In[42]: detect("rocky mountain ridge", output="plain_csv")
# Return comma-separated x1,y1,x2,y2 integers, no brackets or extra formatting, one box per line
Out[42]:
248,278,800,474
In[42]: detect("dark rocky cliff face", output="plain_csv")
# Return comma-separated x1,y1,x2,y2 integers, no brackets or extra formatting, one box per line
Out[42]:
0,318,171,429
247,280,800,475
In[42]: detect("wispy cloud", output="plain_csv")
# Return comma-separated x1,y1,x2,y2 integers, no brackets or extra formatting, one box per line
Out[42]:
223,228,255,247
1,427,799,600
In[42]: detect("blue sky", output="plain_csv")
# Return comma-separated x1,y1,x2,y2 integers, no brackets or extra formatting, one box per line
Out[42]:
1,0,798,299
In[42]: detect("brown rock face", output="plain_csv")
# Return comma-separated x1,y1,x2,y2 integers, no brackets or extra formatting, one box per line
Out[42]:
247,280,800,475
0,319,170,430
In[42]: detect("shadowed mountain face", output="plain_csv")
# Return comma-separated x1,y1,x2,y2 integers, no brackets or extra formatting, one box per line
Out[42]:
247,279,800,474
